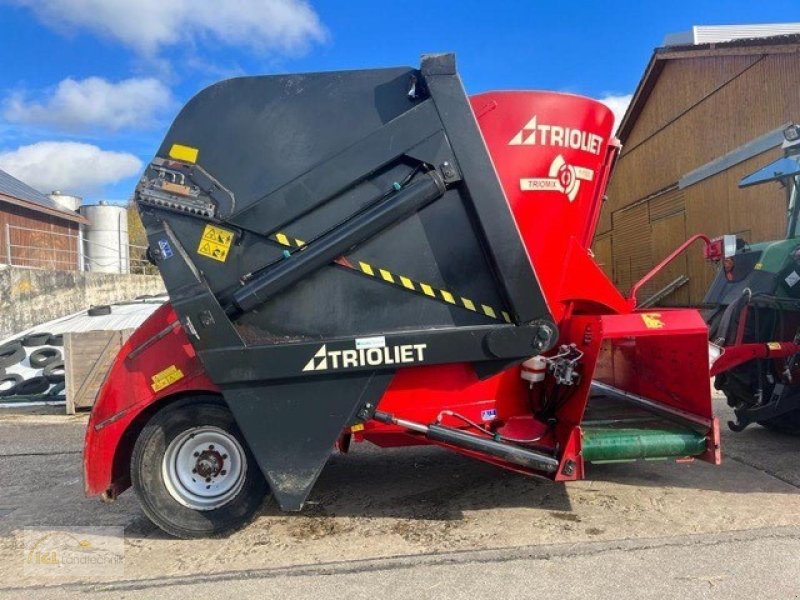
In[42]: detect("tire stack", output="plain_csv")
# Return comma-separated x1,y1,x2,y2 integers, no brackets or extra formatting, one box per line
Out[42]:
0,332,65,400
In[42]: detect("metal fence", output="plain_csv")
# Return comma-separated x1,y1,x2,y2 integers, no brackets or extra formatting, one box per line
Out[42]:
3,224,152,274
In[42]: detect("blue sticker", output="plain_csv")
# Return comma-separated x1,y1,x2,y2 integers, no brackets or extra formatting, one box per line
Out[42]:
481,408,497,421
158,239,174,259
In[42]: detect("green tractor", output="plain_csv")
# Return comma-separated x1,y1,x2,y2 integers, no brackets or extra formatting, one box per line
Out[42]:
705,123,800,433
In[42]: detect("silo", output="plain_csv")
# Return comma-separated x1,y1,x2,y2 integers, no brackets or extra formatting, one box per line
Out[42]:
48,190,83,212
79,202,130,274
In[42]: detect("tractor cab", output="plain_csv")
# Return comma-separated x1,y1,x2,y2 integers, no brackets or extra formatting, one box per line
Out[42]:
704,124,800,308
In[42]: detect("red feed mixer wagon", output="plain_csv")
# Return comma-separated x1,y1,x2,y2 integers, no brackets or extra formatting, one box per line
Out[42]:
83,53,757,539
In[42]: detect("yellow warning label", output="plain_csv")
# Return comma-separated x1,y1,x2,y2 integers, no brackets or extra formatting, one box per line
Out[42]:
767,342,783,350
197,224,234,262
151,365,185,392
350,423,365,433
169,143,199,164
641,313,665,329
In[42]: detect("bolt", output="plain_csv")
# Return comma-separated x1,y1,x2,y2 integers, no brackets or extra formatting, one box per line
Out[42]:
222,454,228,460
209,444,215,450
221,470,227,476
205,477,211,483
193,451,199,457
562,460,576,477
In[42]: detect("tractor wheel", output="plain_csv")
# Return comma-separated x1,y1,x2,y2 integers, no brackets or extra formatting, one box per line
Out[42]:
131,397,268,538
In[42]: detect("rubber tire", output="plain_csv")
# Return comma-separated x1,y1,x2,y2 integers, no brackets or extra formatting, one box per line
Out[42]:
43,360,65,383
0,373,23,396
88,305,112,316
21,332,52,347
47,334,64,347
29,347,62,369
131,397,268,539
0,342,25,369
12,376,50,396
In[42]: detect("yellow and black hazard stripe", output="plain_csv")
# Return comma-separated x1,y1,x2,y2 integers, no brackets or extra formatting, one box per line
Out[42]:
269,231,511,323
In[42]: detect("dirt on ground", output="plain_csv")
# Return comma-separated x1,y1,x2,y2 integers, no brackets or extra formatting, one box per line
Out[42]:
0,397,799,590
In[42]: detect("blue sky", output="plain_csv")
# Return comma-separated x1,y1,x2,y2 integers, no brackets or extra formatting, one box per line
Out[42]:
0,0,797,204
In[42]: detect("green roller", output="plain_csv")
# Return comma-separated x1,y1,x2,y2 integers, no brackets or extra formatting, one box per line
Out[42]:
581,426,708,462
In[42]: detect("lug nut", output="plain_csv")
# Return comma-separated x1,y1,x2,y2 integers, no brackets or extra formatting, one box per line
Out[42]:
193,451,199,457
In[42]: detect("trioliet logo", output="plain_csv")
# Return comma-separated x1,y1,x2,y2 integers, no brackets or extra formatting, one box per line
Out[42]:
302,343,428,372
508,115,604,156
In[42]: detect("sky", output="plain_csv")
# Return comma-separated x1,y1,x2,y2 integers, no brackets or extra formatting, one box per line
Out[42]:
0,0,797,204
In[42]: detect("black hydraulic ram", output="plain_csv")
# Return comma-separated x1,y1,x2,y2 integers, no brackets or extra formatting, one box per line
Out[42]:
226,170,447,317
373,410,559,473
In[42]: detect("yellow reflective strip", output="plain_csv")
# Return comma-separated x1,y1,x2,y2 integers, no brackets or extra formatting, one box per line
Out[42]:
379,269,394,283
482,305,497,318
359,262,374,276
462,298,476,311
399,276,415,290
420,283,435,297
441,290,455,304
294,238,306,247
168,144,199,164
501,311,511,323
275,232,290,246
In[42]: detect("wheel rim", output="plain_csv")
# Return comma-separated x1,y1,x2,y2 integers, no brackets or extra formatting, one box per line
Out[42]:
162,426,247,511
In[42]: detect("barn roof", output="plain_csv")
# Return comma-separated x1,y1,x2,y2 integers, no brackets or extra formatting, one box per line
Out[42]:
617,31,800,144
0,169,86,223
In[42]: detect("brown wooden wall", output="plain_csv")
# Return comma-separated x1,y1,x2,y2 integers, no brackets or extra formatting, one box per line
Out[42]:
596,47,800,305
0,200,80,270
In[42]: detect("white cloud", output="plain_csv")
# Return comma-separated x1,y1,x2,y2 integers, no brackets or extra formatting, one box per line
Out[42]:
11,0,327,57
0,142,142,194
598,93,633,133
4,77,174,133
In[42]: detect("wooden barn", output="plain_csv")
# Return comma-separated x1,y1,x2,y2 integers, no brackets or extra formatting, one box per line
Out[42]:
0,169,86,270
595,25,800,306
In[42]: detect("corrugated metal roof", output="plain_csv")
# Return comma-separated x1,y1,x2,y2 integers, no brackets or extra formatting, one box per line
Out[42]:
664,23,800,46
0,168,81,218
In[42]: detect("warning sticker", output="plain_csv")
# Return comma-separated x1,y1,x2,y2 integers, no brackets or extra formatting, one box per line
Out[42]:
641,313,665,329
197,224,234,262
151,365,184,392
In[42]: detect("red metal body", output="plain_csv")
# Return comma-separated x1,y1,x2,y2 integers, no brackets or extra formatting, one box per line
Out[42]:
85,91,720,499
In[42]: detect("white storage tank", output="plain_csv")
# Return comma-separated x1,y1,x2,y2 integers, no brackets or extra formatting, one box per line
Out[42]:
48,190,83,212
79,202,130,274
